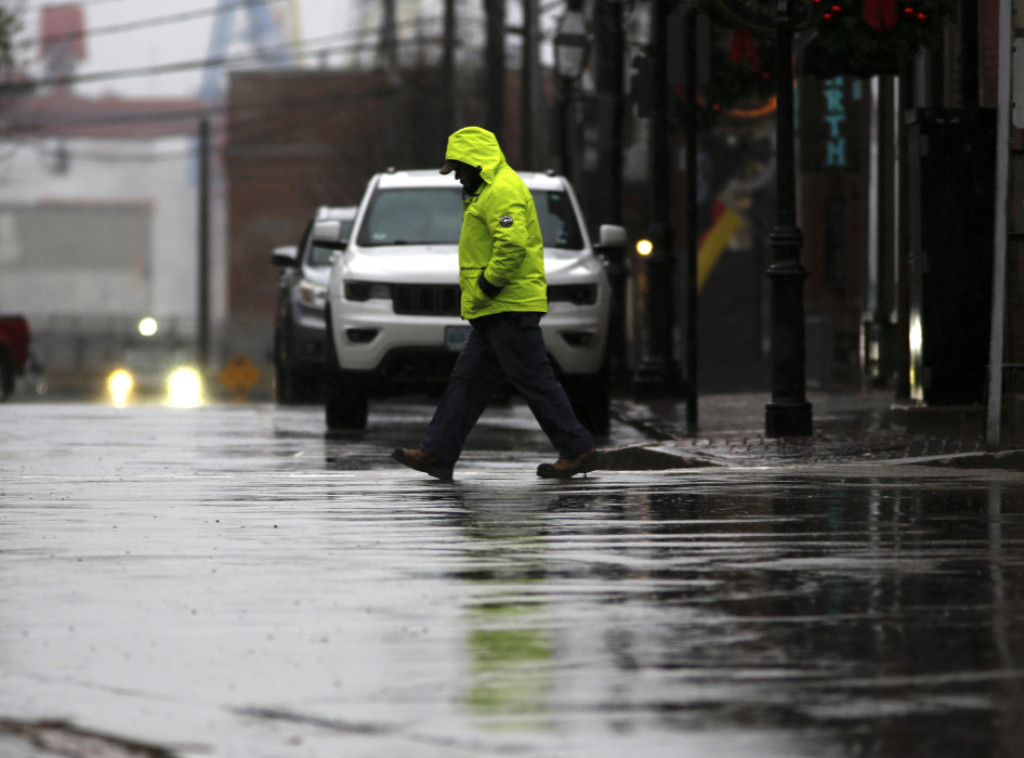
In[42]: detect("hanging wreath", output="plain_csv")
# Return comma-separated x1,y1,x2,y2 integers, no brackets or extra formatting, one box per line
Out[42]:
806,0,958,76
670,2,777,126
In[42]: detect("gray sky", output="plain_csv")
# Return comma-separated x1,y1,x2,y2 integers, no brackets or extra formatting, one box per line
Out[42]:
15,1,563,100
17,0,359,99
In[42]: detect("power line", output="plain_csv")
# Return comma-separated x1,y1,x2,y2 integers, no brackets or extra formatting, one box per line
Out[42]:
4,66,448,164
18,0,288,52
6,14,449,93
20,69,452,165
24,0,140,6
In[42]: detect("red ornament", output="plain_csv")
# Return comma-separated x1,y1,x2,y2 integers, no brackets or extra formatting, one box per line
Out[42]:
864,0,900,29
729,28,764,72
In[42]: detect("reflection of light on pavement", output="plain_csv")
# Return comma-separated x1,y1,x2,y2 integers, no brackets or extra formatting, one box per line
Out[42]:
166,367,203,408
465,603,553,726
107,369,133,407
462,509,553,730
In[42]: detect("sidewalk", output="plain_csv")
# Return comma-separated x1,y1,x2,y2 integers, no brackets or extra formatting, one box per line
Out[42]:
606,389,1024,470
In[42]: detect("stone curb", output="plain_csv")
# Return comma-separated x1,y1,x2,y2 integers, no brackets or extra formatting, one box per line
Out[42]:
607,399,1024,472
597,443,1024,472
598,444,724,471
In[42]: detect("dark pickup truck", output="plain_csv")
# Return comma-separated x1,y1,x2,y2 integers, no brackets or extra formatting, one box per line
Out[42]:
0,314,30,400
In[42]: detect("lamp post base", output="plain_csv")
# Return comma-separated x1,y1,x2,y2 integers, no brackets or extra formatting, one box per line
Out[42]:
765,400,813,438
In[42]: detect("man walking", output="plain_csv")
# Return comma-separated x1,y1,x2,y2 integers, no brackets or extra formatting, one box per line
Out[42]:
392,126,600,481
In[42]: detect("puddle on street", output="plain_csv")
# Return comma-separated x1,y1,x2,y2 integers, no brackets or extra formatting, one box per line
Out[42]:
2,403,1024,757
422,475,1024,757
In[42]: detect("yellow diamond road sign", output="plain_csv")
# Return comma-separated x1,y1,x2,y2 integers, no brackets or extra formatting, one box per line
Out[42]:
219,355,260,395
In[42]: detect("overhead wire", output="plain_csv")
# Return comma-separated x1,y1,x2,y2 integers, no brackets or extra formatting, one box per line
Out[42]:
7,12,450,92
13,37,455,165
5,3,542,165
23,0,140,7
17,0,289,52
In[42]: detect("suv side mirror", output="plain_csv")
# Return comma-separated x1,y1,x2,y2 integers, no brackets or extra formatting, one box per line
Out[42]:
271,245,299,267
313,220,347,250
597,224,628,248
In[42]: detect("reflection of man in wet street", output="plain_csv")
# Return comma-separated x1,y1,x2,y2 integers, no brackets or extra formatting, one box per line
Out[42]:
392,126,599,482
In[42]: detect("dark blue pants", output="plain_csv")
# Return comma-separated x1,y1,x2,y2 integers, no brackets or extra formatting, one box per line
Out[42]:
422,312,594,466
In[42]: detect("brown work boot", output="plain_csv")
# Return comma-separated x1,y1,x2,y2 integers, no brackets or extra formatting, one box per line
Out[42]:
391,447,454,481
537,447,601,479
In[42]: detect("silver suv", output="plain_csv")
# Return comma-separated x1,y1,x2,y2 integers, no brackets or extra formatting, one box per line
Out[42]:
320,169,626,433
271,205,356,403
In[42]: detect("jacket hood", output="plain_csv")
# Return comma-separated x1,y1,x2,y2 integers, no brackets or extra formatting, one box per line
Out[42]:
444,126,506,185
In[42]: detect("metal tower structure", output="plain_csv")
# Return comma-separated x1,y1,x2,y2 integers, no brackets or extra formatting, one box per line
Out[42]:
199,0,296,102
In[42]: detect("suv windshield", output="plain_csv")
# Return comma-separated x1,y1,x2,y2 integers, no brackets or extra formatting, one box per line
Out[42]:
356,187,583,250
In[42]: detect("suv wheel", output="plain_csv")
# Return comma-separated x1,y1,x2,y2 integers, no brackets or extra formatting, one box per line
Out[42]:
274,361,299,405
563,368,611,436
276,364,320,405
0,349,12,401
323,305,368,430
324,370,368,430
273,324,301,405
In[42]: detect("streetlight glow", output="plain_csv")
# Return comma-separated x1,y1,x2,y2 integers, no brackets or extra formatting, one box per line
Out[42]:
636,238,654,257
138,317,158,337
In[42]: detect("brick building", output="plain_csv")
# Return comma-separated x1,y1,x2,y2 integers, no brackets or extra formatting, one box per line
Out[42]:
222,66,540,367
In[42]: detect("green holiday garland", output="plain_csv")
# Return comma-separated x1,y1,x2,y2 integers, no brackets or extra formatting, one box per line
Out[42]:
693,0,957,84
807,0,957,76
670,1,777,125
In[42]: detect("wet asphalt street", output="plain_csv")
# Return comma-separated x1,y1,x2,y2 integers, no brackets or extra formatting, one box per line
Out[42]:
2,400,1024,757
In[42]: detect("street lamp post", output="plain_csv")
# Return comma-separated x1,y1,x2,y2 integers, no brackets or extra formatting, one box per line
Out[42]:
633,0,682,399
765,0,813,437
554,7,589,181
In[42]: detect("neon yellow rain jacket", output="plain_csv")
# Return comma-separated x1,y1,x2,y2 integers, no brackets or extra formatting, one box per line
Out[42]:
444,127,548,321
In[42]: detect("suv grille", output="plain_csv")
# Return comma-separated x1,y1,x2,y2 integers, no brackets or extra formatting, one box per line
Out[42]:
393,284,460,316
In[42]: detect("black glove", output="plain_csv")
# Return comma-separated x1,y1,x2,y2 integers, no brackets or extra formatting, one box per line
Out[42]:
477,272,503,299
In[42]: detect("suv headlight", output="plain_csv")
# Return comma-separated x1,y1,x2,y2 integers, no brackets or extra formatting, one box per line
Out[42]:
345,281,392,301
298,280,328,309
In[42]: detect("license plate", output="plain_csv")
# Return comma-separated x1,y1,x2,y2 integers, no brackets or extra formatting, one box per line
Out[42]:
445,326,471,352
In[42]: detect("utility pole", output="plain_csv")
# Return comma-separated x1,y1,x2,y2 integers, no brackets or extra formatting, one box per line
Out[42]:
197,116,211,374
986,0,1011,445
522,0,541,169
684,5,698,433
593,0,624,226
633,0,681,397
484,0,505,136
442,0,458,132
379,0,404,165
379,0,398,80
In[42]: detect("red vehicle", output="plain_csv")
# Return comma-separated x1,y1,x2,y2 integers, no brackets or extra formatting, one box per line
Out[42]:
0,315,30,400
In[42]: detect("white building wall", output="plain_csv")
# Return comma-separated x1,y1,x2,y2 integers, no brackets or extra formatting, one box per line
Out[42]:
0,134,201,332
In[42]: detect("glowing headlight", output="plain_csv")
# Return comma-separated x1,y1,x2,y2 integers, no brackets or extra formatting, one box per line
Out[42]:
298,280,328,309
107,369,134,407
166,367,203,408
